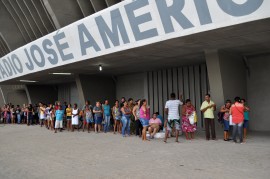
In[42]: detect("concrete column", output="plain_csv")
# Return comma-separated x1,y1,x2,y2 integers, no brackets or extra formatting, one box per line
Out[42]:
205,50,247,108
205,50,225,108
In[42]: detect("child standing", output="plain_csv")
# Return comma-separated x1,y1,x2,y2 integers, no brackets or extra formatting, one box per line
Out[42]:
55,106,64,133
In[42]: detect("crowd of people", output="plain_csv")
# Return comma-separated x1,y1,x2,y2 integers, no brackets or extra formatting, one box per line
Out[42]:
0,93,250,143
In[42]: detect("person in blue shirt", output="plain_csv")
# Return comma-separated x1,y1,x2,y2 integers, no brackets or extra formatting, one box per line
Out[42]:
241,99,250,141
103,100,111,133
55,106,64,133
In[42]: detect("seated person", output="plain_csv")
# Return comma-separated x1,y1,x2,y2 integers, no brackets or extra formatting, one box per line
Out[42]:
148,113,162,139
155,112,164,130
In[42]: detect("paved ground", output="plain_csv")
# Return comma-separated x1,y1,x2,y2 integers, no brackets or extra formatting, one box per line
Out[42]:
0,124,270,179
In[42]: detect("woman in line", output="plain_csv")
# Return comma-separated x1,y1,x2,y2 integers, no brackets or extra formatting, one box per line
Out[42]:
10,105,16,124
133,99,142,137
241,99,250,141
83,105,93,133
121,101,132,137
39,103,46,128
220,100,232,141
230,97,245,144
112,100,121,134
66,104,72,131
55,105,64,133
181,99,197,140
71,103,80,132
139,99,150,141
93,101,103,133
27,104,34,126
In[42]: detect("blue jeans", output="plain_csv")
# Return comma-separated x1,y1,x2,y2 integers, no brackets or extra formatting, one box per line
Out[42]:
17,114,21,124
104,115,111,132
121,115,130,136
232,122,243,142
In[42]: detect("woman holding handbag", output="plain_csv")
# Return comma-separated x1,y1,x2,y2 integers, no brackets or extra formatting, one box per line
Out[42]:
181,99,197,140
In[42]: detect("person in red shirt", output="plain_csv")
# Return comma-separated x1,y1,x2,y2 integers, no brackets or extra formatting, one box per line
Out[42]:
230,97,245,144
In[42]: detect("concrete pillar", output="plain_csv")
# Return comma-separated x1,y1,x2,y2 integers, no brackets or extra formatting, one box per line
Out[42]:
75,74,116,107
205,50,247,109
205,50,225,109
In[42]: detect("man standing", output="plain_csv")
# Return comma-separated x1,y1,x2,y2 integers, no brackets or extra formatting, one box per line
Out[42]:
164,93,183,143
200,94,216,140
103,100,111,133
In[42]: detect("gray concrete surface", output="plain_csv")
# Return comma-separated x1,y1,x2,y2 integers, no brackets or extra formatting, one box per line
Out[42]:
0,125,270,179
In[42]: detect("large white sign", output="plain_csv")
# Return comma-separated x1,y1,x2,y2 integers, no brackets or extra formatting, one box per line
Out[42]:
0,0,269,82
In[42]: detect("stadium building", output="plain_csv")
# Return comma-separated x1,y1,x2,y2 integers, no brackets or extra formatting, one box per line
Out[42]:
0,0,269,131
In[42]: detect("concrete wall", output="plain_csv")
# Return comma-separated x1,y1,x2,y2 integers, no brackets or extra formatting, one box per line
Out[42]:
0,85,29,106
6,90,28,106
206,50,247,108
247,54,270,131
58,82,80,106
116,73,146,101
219,51,247,101
26,85,58,105
76,75,116,107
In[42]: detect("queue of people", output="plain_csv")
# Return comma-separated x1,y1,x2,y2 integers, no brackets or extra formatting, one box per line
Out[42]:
0,93,250,143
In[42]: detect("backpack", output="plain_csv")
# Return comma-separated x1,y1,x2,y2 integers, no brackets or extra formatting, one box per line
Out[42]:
217,112,224,124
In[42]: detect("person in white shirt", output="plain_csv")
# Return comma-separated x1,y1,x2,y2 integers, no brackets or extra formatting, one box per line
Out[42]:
164,93,183,143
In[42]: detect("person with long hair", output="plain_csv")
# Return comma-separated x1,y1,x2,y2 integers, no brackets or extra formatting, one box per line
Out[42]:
66,104,72,131
112,100,121,134
133,99,142,137
83,105,93,133
39,103,46,127
10,105,16,124
230,97,245,144
121,101,132,137
139,99,150,141
181,99,197,140
220,100,232,141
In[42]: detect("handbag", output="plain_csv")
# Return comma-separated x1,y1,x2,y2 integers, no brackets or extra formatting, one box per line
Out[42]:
188,112,195,125
229,115,234,125
194,112,198,123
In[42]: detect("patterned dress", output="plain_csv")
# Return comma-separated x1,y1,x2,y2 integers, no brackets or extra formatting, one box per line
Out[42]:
181,105,197,133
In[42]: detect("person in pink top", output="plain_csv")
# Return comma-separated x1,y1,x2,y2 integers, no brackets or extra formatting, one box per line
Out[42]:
148,113,162,139
230,97,245,144
139,99,150,141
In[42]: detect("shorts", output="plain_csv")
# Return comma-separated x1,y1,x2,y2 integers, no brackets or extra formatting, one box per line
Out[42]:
55,120,63,128
149,124,160,131
115,116,121,121
140,118,149,127
86,118,94,124
224,120,230,131
40,114,45,120
243,120,249,129
95,116,102,125
66,116,71,120
167,119,180,131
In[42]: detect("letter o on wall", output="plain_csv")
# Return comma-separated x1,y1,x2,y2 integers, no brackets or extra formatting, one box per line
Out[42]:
11,54,23,73
30,45,45,67
217,0,264,16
